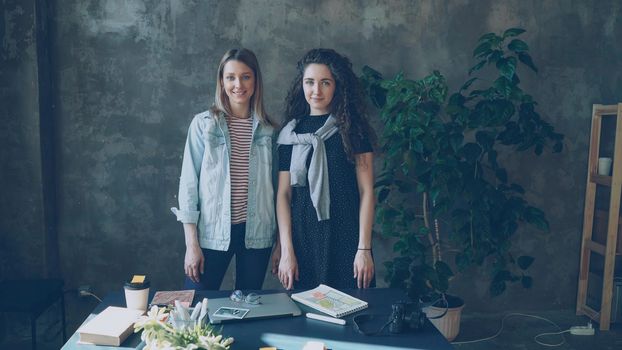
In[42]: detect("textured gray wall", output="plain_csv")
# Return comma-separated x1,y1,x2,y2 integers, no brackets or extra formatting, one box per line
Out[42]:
0,0,46,279
3,0,622,314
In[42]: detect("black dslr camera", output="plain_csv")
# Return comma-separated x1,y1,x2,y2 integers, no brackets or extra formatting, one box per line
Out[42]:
388,301,427,333
354,299,431,336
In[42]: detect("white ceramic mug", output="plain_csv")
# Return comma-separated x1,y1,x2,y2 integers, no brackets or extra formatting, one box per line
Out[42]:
598,157,613,176
124,280,150,311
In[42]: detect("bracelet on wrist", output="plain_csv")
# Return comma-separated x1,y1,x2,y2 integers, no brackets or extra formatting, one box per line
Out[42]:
357,248,371,251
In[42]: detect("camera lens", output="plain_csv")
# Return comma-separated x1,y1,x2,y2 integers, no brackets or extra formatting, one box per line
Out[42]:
389,303,405,334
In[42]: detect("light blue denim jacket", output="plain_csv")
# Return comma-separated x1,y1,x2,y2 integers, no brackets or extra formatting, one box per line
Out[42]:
171,109,276,250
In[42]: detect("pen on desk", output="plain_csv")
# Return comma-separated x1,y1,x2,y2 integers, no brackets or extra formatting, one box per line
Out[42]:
306,312,346,326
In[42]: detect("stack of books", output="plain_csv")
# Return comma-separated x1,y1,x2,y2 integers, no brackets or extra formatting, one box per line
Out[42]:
77,306,144,346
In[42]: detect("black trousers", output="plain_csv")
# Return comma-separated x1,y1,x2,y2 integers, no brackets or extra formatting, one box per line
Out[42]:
183,223,272,290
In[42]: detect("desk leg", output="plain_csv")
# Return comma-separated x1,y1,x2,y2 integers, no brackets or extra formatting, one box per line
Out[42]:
61,293,67,342
31,315,36,350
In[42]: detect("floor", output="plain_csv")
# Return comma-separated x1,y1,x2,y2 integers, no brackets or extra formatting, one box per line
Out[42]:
1,302,621,349
0,292,98,350
454,309,622,350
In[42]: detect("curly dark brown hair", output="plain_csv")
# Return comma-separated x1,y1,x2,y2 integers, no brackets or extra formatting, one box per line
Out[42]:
284,48,376,162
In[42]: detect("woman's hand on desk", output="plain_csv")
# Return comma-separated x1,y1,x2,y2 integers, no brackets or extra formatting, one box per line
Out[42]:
353,250,374,289
184,244,204,283
278,250,299,290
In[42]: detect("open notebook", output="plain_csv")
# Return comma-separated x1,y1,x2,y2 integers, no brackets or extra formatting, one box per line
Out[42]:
291,284,368,318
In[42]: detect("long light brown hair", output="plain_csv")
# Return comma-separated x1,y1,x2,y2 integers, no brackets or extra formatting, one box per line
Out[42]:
212,48,275,127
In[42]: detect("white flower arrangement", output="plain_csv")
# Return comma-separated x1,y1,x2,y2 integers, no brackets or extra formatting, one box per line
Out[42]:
134,305,234,350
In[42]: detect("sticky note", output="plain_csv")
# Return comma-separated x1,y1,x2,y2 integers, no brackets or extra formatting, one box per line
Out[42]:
259,347,277,350
131,275,146,283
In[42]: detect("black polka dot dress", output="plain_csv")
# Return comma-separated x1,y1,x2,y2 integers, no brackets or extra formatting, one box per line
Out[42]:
279,114,375,289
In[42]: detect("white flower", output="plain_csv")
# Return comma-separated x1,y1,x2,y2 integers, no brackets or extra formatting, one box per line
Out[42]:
134,306,234,350
135,305,170,330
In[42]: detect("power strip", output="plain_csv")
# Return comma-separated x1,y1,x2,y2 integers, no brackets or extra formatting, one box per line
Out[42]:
569,323,595,336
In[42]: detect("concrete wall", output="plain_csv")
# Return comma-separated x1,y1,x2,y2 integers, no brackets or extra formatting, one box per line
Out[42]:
0,0,46,280
2,0,622,313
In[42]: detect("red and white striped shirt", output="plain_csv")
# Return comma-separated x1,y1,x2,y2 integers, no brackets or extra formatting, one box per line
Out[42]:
226,115,253,224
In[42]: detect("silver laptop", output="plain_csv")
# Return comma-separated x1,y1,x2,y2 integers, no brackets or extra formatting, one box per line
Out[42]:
208,293,302,324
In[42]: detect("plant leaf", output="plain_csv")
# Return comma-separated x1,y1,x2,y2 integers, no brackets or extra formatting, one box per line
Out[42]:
508,39,529,53
510,183,525,194
490,280,506,296
521,275,533,289
498,56,517,80
383,208,400,220
487,50,503,65
393,240,407,253
475,130,495,149
517,255,535,270
450,133,464,152
370,85,387,108
435,261,454,279
461,142,483,162
375,172,394,188
469,60,487,75
461,77,478,91
473,42,492,58
523,206,549,231
503,28,526,38
493,270,512,282
377,188,390,203
361,65,383,80
433,263,451,293
493,77,512,97
478,32,498,44
518,52,538,72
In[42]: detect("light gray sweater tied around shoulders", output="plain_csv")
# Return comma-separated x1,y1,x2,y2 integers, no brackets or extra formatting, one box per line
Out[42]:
277,115,338,221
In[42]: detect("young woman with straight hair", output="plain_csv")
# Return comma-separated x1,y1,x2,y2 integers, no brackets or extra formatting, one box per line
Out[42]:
172,48,277,290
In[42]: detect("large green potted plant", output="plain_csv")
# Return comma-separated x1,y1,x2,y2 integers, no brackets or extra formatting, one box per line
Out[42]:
361,28,564,340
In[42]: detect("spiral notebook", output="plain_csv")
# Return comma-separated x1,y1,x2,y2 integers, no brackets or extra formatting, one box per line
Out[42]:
291,284,368,318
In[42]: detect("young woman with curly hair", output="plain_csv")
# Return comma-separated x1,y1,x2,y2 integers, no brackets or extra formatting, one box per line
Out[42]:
276,48,377,290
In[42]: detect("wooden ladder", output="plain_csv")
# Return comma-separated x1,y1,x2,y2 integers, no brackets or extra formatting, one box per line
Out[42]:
576,103,622,331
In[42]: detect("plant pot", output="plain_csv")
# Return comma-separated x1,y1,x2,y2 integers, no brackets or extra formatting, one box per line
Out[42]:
423,295,464,342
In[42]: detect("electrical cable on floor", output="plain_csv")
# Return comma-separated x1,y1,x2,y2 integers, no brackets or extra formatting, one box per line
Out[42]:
64,287,104,302
81,291,103,303
534,329,571,347
451,313,573,347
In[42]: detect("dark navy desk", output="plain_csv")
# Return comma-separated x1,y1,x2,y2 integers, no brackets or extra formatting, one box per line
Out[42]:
62,288,453,350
